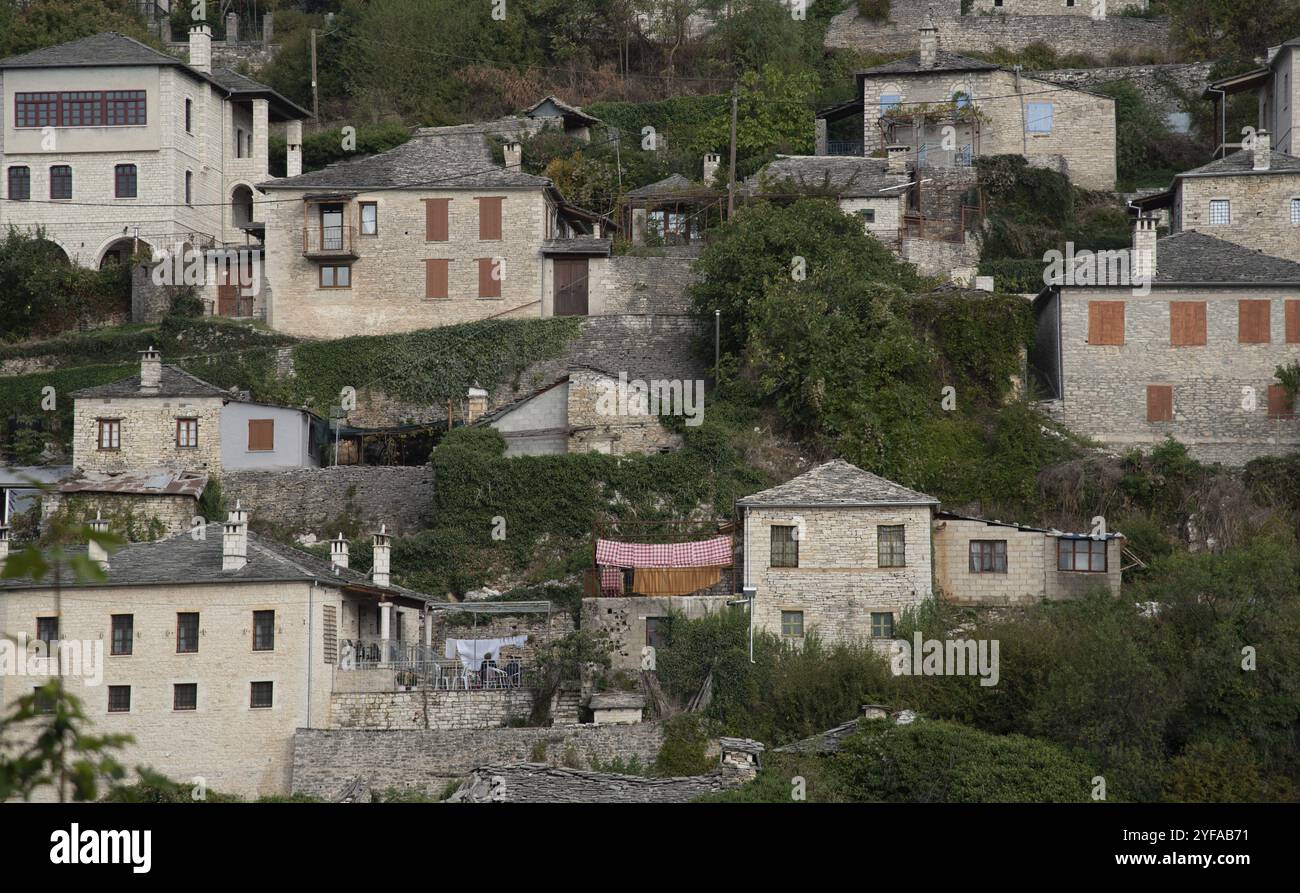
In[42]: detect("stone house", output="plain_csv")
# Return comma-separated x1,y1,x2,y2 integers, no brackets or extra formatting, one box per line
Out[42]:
970,0,1147,16
0,508,431,799
0,29,309,271
932,512,1124,606
736,460,939,647
1030,217,1300,465
623,159,725,249
851,16,1116,190
1204,36,1300,157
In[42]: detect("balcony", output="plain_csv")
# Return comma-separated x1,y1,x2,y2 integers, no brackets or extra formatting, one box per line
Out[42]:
826,140,864,156
338,638,531,691
302,224,358,259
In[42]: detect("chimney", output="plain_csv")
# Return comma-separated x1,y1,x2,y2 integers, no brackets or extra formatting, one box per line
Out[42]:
372,524,391,588
702,153,721,185
189,23,212,74
88,512,110,572
503,140,522,170
139,346,161,394
0,525,11,568
225,12,240,44
919,10,939,69
1254,129,1271,171
886,144,910,174
286,119,304,178
1132,215,1158,283
466,385,489,423
262,12,274,45
330,533,349,570
718,738,764,788
222,501,249,572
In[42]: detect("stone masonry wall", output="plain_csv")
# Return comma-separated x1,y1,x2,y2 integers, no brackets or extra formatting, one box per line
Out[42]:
1033,63,1214,114
970,0,1147,16
583,594,736,671
901,237,980,281
41,491,198,540
72,394,225,474
328,689,534,731
566,369,683,456
1176,171,1300,265
222,465,433,534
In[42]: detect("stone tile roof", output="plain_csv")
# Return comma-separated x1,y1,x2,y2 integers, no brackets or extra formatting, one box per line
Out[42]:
59,470,208,499
1153,231,1300,284
69,364,230,399
541,237,612,256
587,692,646,710
748,155,911,198
736,459,938,508
1176,149,1300,178
858,51,1000,77
524,95,602,127
625,173,704,198
448,763,726,803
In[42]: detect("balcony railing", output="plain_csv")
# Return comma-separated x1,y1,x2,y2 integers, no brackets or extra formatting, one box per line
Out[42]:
303,224,358,258
826,140,864,156
338,638,530,690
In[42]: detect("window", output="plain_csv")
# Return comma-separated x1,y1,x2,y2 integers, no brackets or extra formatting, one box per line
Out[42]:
879,94,901,115
477,196,503,240
1238,300,1271,343
1291,198,1300,224
37,616,59,645
97,419,121,450
969,539,1008,573
107,685,131,713
184,170,192,205
770,525,799,568
320,264,351,288
877,525,906,568
253,610,275,651
49,165,72,200
360,202,378,235
1026,102,1053,133
176,612,199,654
61,91,103,126
235,128,245,158
1087,301,1125,345
247,419,275,452
33,687,55,715
646,617,668,649
110,614,133,656
114,163,137,199
174,683,197,711
250,681,274,709
780,610,804,638
1208,199,1230,225
1287,300,1300,343
953,91,970,109
1146,384,1174,422
1268,384,1296,420
424,198,450,241
857,208,877,225
1169,301,1206,347
1058,538,1107,573
176,418,199,449
7,166,30,201
105,90,146,125
246,132,253,158
185,98,192,133
870,612,894,639
424,259,449,300
477,257,502,298
15,92,58,127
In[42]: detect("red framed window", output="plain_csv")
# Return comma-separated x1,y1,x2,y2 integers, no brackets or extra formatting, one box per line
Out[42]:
7,166,29,201
176,417,199,448
15,91,146,128
61,91,103,126
114,163,137,198
97,418,120,450
49,165,72,200
15,92,58,127
105,90,146,126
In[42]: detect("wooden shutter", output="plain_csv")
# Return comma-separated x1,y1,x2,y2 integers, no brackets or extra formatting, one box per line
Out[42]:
1268,384,1296,420
1169,301,1206,347
477,197,503,240
1285,299,1300,343
248,419,275,451
1238,300,1271,343
1146,385,1173,422
424,259,449,300
1088,301,1125,345
423,199,449,242
478,258,502,298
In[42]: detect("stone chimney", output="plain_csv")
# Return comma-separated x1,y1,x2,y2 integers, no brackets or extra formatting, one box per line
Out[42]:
702,152,721,185
1254,129,1271,171
87,512,111,572
225,12,240,44
139,346,162,394
262,12,274,45
330,533,349,570
189,23,212,74
503,140,522,170
718,737,764,787
1132,214,1158,283
372,524,391,588
286,119,304,178
919,10,939,70
466,385,489,423
222,502,249,572
0,525,11,568
886,144,910,174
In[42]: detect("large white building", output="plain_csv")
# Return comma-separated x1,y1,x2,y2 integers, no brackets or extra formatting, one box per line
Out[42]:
0,27,309,271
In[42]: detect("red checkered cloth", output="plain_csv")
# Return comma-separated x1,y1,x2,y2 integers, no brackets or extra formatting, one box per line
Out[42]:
599,566,625,596
595,536,732,568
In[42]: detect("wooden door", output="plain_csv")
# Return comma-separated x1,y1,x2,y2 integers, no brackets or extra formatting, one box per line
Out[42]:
554,258,589,316
216,264,238,316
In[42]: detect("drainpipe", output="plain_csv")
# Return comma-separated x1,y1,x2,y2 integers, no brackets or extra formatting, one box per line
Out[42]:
306,583,316,731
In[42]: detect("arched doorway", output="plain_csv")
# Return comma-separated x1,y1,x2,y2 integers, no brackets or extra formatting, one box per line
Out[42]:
231,184,255,229
98,237,148,270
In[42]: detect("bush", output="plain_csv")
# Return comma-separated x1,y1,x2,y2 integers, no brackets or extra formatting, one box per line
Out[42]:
652,715,713,777
856,0,891,21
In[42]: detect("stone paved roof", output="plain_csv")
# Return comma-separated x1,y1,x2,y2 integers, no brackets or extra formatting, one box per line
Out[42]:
1153,232,1300,284
748,155,911,198
625,173,702,198
541,237,612,256
1176,149,1300,178
858,51,1000,77
587,692,646,710
69,364,230,399
737,459,938,508
448,763,726,803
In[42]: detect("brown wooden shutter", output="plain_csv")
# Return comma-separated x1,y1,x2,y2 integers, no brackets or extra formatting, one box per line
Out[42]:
1268,384,1296,420
1088,301,1125,345
1169,301,1206,347
1238,300,1271,343
1146,385,1173,422
478,258,501,298
424,259,449,300
1285,299,1300,343
423,199,449,242
477,197,503,240
248,419,275,451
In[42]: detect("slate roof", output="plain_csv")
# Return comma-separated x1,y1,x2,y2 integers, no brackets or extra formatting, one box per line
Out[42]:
69,364,230,399
626,173,705,198
541,237,612,256
858,51,1000,77
0,528,431,601
1175,149,1300,178
524,95,601,127
1151,231,1300,284
748,155,911,198
736,460,939,508
587,692,646,710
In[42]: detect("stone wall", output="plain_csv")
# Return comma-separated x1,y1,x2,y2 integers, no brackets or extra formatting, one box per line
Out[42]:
450,763,726,803
72,394,225,474
901,237,980,281
970,0,1147,15
430,610,575,666
328,689,534,731
41,491,198,540
1033,63,1214,113
290,722,667,798
1175,169,1300,265
583,594,737,670
572,255,697,315
222,465,433,535
566,369,684,456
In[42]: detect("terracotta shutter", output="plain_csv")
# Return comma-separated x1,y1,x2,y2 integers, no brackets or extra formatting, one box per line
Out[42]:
477,197,503,240
1088,301,1125,345
424,259,449,300
1238,300,1271,343
1268,384,1296,420
1169,301,1206,347
1285,299,1300,343
248,419,275,451
423,199,449,242
478,258,502,298
1146,385,1173,422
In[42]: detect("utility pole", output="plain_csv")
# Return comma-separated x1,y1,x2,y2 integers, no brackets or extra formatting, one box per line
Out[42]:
310,27,319,123
727,85,738,219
